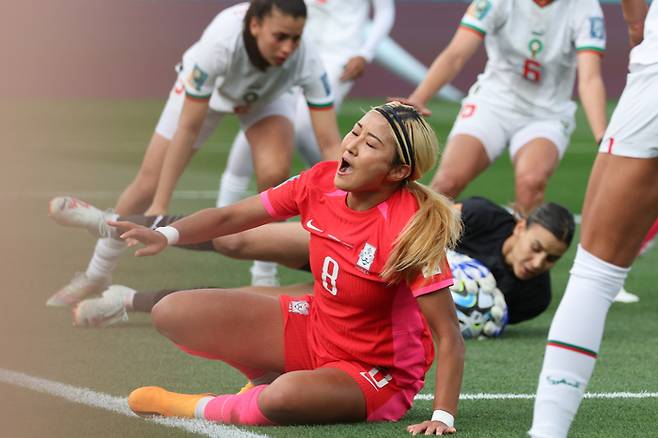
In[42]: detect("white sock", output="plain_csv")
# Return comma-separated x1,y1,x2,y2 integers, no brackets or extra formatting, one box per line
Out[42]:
85,238,125,280
217,172,251,208
250,261,278,282
194,396,214,419
530,245,629,438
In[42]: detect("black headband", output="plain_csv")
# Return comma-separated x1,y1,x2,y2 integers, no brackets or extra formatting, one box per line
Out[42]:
374,106,415,175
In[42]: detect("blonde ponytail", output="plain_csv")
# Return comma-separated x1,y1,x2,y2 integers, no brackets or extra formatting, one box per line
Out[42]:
373,101,462,284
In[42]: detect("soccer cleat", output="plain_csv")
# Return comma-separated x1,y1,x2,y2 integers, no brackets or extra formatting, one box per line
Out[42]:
72,285,135,328
237,381,254,395
128,386,214,418
613,286,640,304
46,272,111,307
48,196,115,239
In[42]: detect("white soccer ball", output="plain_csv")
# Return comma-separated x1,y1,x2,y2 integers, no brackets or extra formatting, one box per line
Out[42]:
447,250,507,339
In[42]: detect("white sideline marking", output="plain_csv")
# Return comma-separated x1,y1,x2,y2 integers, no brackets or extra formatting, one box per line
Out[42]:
0,368,267,438
414,391,658,401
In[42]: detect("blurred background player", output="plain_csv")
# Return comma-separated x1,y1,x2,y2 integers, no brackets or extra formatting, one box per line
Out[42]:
395,0,607,216
110,102,465,434
530,1,658,436
46,0,342,307
217,0,395,287
53,195,574,333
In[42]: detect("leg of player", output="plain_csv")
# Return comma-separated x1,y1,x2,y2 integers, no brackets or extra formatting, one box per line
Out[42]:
46,132,171,307
129,367,365,425
216,131,253,208
531,154,658,437
245,114,295,287
512,138,559,216
430,134,490,198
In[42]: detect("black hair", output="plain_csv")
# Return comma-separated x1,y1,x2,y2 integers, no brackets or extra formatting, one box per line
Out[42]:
243,0,307,28
242,0,307,70
373,102,424,177
527,202,575,247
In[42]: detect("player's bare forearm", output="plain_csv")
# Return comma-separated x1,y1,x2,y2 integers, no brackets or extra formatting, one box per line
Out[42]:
310,108,342,160
409,28,482,106
148,97,208,214
418,290,464,415
622,0,649,46
577,53,607,143
168,196,274,245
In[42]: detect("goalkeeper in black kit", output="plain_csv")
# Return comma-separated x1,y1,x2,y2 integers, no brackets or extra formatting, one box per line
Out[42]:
49,195,575,335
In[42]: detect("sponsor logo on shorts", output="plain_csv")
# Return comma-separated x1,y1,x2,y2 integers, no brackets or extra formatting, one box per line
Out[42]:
360,367,392,390
288,300,309,315
460,103,476,119
356,243,376,272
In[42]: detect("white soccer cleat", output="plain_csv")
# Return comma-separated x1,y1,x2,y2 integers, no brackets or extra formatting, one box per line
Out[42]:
46,272,111,307
614,286,640,304
48,196,115,239
72,285,135,328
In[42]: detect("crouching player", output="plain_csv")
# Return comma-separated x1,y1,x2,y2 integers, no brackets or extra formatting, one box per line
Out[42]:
99,103,464,433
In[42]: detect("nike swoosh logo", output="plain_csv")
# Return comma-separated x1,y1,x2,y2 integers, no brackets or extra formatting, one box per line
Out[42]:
306,219,323,233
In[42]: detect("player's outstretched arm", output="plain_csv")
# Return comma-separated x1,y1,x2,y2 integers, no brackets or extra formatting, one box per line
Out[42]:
309,107,342,160
622,0,649,47
146,96,210,215
577,52,607,144
392,28,482,116
407,288,464,435
112,195,274,257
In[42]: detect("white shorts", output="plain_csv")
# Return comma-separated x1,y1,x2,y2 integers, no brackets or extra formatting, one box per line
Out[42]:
599,62,658,158
448,95,575,162
155,77,296,150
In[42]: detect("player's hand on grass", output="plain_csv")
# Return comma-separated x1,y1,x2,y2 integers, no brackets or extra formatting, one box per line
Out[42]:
340,56,367,81
107,220,168,257
386,97,432,116
407,420,456,435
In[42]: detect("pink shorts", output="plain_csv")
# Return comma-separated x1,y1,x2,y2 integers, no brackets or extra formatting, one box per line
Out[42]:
280,294,420,422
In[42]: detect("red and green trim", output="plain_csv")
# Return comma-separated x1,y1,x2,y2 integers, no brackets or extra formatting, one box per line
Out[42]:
547,340,598,359
185,91,211,101
459,22,486,38
576,46,605,57
307,101,334,111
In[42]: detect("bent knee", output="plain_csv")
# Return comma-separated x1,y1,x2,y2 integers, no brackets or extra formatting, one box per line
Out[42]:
151,293,184,338
432,170,468,198
212,234,246,258
516,172,548,193
258,379,303,418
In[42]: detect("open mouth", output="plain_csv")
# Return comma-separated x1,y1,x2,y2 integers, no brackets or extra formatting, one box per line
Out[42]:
338,157,353,175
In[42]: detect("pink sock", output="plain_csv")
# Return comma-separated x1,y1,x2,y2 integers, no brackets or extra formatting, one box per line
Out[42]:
203,385,275,425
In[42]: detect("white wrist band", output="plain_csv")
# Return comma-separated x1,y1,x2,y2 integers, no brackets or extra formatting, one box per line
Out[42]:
431,409,454,427
155,226,179,245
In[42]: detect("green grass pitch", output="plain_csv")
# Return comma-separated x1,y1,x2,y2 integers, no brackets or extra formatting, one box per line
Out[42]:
0,98,656,437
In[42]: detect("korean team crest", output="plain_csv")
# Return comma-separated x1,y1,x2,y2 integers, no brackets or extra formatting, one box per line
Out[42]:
467,0,492,20
422,261,443,278
288,300,309,315
356,243,377,271
589,17,605,40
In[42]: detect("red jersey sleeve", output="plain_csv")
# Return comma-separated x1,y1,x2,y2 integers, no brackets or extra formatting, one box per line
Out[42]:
259,173,305,220
409,256,454,297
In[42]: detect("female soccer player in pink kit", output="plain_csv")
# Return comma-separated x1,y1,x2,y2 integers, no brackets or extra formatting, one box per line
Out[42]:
112,102,464,434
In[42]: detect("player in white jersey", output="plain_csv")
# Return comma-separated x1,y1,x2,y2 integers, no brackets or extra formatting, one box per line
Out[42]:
217,0,395,286
396,0,607,215
46,0,342,307
530,2,658,436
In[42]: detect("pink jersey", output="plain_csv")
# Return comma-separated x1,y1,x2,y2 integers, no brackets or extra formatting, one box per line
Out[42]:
260,161,454,385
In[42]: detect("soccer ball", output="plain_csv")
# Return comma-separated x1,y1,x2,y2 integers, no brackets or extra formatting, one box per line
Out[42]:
446,250,507,339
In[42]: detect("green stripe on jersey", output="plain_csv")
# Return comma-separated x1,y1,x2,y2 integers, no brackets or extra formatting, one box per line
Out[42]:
576,46,605,53
307,101,334,109
459,21,486,36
